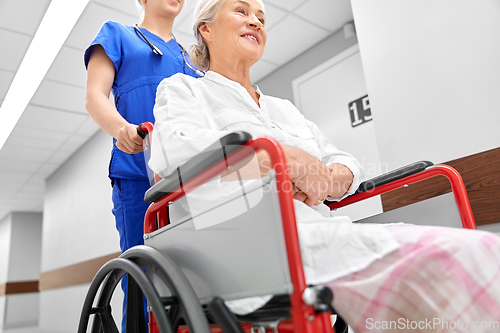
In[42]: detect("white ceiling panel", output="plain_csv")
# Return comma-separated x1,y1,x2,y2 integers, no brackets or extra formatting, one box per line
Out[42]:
19,179,45,194
35,162,61,180
250,59,279,82
264,0,306,11
0,192,14,201
65,2,137,51
31,79,87,114
66,133,92,148
0,145,55,164
5,201,43,213
8,125,71,144
3,133,64,152
0,171,32,184
0,0,50,35
0,158,44,174
58,135,90,154
295,0,353,32
0,69,15,100
261,3,288,31
92,0,139,18
261,15,330,65
44,47,88,88
0,179,24,194
8,188,45,204
75,117,100,137
46,149,78,165
17,105,88,134
0,29,32,72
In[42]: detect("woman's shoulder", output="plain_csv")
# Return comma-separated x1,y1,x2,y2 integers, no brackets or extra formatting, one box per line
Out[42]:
159,73,202,89
156,74,205,100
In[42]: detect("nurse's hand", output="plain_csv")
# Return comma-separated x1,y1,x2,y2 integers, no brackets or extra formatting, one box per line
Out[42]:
116,124,144,154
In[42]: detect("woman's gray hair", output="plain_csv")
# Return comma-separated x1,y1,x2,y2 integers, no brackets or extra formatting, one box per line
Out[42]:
189,0,265,71
189,0,225,71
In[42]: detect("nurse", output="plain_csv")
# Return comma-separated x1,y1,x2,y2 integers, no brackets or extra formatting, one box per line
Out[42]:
84,0,201,329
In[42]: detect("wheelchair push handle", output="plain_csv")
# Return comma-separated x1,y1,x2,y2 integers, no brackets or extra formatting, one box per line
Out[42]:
137,122,154,139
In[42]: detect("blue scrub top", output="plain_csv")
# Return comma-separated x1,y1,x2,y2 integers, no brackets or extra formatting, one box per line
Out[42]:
84,21,199,180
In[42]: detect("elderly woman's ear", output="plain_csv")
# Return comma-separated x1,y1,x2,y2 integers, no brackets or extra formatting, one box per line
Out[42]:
198,23,212,43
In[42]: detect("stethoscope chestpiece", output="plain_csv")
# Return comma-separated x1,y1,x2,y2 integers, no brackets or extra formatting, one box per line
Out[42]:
134,25,163,56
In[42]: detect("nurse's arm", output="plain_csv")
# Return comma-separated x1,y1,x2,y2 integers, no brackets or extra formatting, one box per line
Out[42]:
85,45,143,154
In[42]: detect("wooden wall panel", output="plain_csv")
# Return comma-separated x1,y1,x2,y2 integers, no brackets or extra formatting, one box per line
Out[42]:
39,252,120,291
0,281,39,295
381,147,500,226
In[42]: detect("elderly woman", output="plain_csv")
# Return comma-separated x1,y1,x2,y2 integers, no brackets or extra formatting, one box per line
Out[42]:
149,0,500,331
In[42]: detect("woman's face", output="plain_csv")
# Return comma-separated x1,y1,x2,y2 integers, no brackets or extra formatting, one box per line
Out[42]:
144,0,185,19
203,0,267,66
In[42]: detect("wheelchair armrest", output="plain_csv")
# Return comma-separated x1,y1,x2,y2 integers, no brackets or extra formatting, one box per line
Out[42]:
144,131,252,203
355,160,434,193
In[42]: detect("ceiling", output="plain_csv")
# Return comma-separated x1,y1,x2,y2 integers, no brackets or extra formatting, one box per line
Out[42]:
0,0,354,222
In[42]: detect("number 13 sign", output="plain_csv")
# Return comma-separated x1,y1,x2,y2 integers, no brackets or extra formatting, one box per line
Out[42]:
349,95,372,127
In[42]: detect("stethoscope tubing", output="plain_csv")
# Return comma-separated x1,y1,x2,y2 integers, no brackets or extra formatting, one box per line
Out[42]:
134,25,204,76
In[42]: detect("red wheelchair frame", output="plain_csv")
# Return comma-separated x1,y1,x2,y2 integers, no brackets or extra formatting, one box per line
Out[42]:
138,122,476,333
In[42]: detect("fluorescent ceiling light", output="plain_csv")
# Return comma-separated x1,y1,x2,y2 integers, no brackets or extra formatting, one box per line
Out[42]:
0,0,89,150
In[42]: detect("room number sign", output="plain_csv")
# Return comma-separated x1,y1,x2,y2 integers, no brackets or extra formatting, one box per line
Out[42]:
349,94,372,127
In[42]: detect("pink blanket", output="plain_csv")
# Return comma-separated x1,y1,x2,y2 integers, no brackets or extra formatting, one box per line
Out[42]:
328,224,500,333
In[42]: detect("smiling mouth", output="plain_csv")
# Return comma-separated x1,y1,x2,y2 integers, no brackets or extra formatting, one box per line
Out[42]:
241,34,258,42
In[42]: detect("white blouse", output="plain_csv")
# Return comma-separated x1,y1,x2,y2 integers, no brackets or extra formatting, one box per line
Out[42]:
149,71,400,314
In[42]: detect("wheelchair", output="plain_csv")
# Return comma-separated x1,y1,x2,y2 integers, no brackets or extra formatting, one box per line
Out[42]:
78,122,476,333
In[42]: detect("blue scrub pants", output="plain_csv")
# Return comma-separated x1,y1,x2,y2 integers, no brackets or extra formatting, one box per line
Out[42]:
112,178,151,332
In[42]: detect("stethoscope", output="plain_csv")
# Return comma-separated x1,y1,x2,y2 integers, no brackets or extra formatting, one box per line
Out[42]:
134,25,205,77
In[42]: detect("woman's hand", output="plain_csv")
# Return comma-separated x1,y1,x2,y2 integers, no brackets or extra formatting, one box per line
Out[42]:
282,146,337,206
326,163,353,199
116,124,144,154
221,145,354,206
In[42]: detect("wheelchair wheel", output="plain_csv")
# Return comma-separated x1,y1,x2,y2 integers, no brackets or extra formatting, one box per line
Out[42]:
78,245,211,333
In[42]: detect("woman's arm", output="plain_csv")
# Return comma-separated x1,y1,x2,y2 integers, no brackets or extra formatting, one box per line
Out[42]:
85,45,143,154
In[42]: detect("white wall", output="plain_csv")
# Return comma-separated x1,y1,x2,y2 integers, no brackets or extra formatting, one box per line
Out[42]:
0,214,11,330
257,27,358,101
350,0,500,169
4,293,39,329
42,130,118,272
0,212,42,330
41,130,120,332
0,215,12,284
292,45,383,221
4,213,42,329
8,213,42,282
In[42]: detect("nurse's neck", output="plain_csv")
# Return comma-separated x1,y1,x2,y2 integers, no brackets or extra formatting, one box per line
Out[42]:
138,15,175,43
